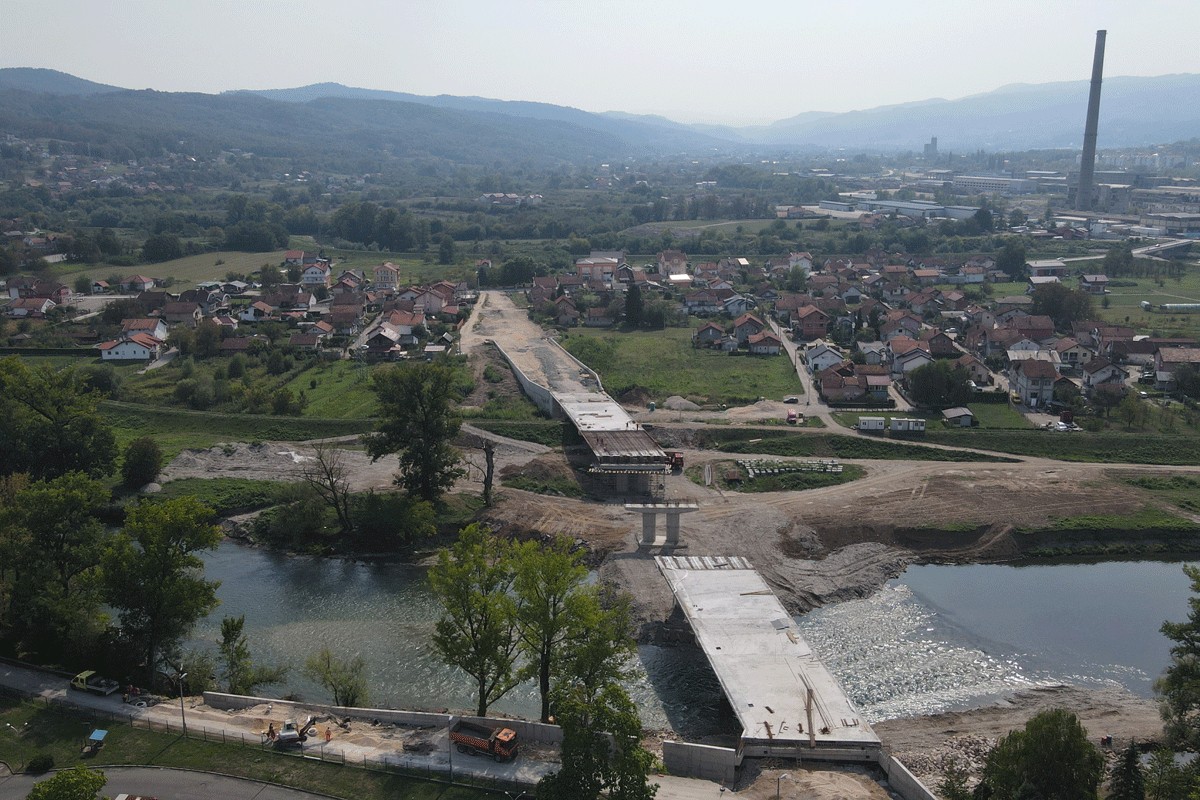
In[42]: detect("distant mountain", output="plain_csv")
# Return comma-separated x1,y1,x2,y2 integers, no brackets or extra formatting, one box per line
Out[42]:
229,83,732,153
0,68,122,96
738,74,1200,150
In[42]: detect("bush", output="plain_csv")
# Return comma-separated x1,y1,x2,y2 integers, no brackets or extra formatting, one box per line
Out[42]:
122,436,163,489
26,753,54,774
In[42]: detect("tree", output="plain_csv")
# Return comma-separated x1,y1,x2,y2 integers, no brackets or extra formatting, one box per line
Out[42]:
536,589,655,800
219,614,288,695
997,241,1027,280
438,234,456,265
1157,565,1200,750
976,708,1104,800
428,524,520,717
908,360,973,410
103,497,222,685
366,363,464,503
940,756,974,800
513,536,591,723
0,358,117,480
0,473,110,657
1143,748,1190,800
26,765,106,800
1107,741,1145,800
1031,284,1094,331
142,232,183,262
122,436,163,489
624,282,643,326
301,441,354,532
304,647,368,707
73,275,92,294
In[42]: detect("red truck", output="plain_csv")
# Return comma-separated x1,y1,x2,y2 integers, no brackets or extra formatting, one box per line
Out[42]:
449,720,519,762
667,451,684,472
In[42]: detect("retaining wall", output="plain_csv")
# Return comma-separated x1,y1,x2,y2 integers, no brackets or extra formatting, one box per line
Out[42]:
548,337,605,392
877,753,938,800
489,338,558,417
202,692,563,745
662,740,740,784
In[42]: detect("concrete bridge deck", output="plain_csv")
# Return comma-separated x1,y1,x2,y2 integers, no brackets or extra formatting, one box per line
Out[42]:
656,556,880,761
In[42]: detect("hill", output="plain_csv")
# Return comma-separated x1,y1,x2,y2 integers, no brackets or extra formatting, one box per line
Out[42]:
0,67,123,96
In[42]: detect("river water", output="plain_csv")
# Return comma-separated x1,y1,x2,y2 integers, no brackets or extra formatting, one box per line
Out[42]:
196,542,1196,731
194,541,725,734
796,560,1196,722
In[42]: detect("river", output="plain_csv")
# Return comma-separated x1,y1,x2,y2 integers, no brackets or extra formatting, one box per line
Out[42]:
194,541,726,735
796,559,1197,722
196,542,1196,732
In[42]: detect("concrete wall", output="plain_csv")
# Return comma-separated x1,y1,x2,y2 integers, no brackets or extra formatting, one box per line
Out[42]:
662,740,740,784
203,692,450,729
489,338,558,417
202,692,564,746
878,753,938,800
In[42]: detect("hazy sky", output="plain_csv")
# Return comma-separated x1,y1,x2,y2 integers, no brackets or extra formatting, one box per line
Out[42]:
3,0,1197,125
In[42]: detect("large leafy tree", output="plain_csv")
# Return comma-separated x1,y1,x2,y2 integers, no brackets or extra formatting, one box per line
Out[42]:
303,647,368,707
366,362,464,503
537,589,656,800
0,473,110,657
428,523,521,717
513,536,591,723
908,359,972,410
996,241,1027,280
1031,283,1094,331
1107,740,1145,800
976,708,1104,800
1158,564,1200,749
103,497,222,685
27,765,107,800
0,358,117,480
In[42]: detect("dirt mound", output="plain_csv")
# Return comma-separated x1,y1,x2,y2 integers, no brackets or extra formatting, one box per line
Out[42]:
663,395,701,411
618,385,653,407
499,453,576,483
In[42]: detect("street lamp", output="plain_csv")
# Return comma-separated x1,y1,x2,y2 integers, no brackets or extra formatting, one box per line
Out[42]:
776,772,791,800
175,671,188,737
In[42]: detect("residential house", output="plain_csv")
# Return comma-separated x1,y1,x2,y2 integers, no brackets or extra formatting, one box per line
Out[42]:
554,296,579,327
657,250,688,275
162,301,204,328
177,288,227,316
955,353,991,385
98,332,163,361
1079,274,1110,295
1027,259,1070,278
942,407,975,427
683,290,722,315
221,280,249,295
747,331,782,355
238,300,273,323
576,257,618,283
1010,359,1060,407
330,309,362,335
1082,357,1127,396
6,297,55,318
889,337,933,378
288,333,322,351
913,268,942,285
919,329,959,358
1053,337,1091,370
90,280,110,294
122,275,156,293
732,312,766,344
805,341,844,373
693,322,725,347
1154,348,1200,387
1027,275,1061,293
585,307,613,327
857,341,888,365
792,305,830,341
122,318,169,340
284,250,306,267
411,289,446,316
722,294,753,317
301,262,332,289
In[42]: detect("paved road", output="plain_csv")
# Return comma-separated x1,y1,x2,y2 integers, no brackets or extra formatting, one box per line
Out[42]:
0,766,336,800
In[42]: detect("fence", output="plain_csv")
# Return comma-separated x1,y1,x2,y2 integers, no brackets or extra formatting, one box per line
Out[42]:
0,686,536,795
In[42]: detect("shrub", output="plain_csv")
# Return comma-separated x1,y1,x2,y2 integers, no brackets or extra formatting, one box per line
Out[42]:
122,436,163,489
26,753,54,774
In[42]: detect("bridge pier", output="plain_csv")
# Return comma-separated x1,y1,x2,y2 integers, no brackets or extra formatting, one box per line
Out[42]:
626,502,699,548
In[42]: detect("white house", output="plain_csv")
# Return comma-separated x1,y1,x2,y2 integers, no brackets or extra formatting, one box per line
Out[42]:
301,263,331,288
806,341,845,373
99,333,162,361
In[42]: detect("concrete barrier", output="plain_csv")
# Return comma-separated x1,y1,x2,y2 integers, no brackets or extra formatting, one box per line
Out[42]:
662,740,740,783
202,692,450,730
490,339,558,417
878,753,938,800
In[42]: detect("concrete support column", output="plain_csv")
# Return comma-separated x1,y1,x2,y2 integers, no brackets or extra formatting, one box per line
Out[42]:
665,512,682,545
642,513,658,545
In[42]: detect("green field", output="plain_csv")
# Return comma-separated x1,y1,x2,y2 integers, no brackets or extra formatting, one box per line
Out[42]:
55,250,289,287
924,428,1200,465
101,401,375,460
278,360,380,418
693,428,1015,462
562,326,802,406
0,696,488,800
833,403,1029,430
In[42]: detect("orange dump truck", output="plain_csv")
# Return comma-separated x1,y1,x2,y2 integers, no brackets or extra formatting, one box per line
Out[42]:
449,720,519,762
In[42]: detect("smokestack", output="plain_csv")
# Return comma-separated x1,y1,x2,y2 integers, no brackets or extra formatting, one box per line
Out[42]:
1077,30,1106,211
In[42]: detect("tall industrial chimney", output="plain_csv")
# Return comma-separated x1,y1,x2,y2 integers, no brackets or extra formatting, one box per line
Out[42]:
1077,29,1106,211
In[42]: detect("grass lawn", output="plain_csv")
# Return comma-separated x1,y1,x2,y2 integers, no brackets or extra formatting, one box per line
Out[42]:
156,477,295,515
100,401,376,460
0,696,488,800
1123,474,1200,514
965,402,1032,429
278,360,380,418
834,404,1028,431
562,326,802,406
55,251,289,287
689,459,865,492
